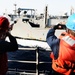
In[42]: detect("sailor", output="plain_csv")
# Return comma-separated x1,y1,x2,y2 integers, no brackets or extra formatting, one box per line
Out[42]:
46,14,75,75
0,16,18,75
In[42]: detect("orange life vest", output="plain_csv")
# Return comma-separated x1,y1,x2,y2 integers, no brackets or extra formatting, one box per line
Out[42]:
51,32,75,75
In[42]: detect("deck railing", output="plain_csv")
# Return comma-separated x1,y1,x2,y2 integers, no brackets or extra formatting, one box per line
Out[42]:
6,47,52,75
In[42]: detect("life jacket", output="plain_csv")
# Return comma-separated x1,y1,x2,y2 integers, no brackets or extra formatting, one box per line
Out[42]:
50,32,75,75
0,53,8,75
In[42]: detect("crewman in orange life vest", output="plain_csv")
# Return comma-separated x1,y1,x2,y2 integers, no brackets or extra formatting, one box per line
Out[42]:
46,14,75,75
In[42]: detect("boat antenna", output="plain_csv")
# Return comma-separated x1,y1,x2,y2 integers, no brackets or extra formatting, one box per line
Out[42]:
14,3,17,16
45,5,48,27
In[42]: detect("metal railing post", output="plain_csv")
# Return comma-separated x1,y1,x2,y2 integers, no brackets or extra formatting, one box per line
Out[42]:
36,47,39,75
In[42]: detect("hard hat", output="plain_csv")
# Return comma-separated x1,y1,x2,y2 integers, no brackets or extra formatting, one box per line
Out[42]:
0,16,9,31
66,14,75,30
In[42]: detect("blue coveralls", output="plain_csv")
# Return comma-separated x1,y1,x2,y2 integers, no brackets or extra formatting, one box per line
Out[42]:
46,28,60,59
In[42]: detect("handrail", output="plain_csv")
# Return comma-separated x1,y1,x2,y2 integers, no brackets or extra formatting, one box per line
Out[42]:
7,47,51,75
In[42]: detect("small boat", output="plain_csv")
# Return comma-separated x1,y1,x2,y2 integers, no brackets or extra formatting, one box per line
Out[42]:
4,6,67,41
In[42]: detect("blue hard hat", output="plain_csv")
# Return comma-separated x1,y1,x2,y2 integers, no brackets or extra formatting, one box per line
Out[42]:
66,14,75,30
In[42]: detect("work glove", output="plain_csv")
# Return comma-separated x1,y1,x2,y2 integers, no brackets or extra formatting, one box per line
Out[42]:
53,24,66,30
53,24,59,30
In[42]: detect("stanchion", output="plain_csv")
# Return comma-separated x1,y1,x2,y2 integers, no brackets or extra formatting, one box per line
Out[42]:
36,47,39,75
